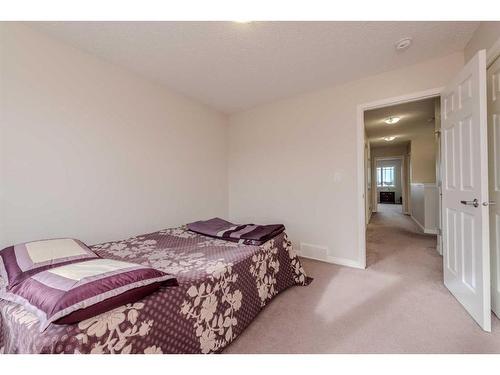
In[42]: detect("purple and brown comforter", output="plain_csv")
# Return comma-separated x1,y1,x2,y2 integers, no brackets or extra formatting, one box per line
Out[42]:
0,226,310,354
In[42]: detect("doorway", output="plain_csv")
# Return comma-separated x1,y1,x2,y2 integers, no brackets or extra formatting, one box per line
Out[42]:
358,50,494,332
363,97,441,271
364,97,440,237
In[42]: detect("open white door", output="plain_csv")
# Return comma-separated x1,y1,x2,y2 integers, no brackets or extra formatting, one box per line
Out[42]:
441,50,491,331
488,53,500,319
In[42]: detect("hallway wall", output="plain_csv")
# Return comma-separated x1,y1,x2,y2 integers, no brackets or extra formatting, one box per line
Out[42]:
409,124,437,184
371,144,408,158
410,183,439,234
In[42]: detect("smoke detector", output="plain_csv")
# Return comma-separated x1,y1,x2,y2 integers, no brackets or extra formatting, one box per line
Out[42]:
395,37,412,51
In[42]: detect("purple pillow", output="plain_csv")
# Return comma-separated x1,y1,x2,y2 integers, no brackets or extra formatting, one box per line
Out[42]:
0,258,176,331
0,238,99,289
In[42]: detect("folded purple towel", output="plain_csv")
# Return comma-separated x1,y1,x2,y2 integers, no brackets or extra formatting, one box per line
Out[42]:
187,217,285,246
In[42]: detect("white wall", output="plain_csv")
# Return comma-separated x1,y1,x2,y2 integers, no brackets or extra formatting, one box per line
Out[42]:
410,183,439,234
228,52,463,266
0,23,229,248
410,184,425,229
424,185,439,234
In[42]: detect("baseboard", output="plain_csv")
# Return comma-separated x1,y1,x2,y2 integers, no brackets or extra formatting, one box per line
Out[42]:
410,214,438,235
298,253,365,270
492,302,500,320
436,238,443,256
410,214,426,232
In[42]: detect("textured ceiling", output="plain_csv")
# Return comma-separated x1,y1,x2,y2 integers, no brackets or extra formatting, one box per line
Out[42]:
365,97,437,148
30,21,478,114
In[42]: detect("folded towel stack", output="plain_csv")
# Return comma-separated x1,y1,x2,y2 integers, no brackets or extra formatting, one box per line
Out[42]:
187,217,285,246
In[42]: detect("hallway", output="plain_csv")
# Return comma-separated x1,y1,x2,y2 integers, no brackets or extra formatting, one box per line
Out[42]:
225,203,500,353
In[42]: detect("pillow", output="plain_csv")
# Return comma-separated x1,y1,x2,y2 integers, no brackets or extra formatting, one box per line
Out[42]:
0,238,98,289
0,258,176,331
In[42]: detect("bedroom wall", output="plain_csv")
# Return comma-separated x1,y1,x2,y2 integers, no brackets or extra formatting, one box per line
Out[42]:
228,52,463,267
0,23,229,248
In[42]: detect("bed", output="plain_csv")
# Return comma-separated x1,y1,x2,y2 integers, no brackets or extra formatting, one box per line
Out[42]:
0,226,310,354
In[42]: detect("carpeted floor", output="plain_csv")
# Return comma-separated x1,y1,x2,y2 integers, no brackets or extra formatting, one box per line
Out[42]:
224,204,500,353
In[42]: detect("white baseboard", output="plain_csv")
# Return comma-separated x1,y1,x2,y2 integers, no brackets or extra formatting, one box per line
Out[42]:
410,214,426,232
298,253,365,270
436,237,443,256
329,256,366,269
424,228,438,235
410,214,438,235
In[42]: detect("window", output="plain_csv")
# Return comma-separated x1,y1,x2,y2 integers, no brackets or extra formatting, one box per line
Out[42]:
377,166,395,187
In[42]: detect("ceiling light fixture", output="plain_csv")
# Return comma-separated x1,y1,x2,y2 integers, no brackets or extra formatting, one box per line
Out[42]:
383,136,396,142
384,116,400,125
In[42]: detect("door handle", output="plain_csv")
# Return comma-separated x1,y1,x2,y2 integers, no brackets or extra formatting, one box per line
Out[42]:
460,199,479,207
482,201,497,206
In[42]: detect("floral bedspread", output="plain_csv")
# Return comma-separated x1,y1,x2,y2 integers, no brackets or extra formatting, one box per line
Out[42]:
0,226,310,354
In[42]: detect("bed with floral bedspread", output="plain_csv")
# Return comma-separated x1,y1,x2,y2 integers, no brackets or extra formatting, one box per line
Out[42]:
0,226,310,354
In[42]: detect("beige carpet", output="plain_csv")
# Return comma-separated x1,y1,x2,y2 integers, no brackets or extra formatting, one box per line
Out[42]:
224,204,500,353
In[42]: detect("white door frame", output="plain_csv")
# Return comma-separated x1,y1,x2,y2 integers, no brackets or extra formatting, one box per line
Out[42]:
487,37,500,318
357,87,443,268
